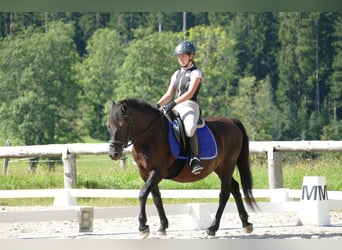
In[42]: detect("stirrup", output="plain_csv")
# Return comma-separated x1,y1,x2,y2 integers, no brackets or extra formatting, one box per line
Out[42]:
190,157,203,175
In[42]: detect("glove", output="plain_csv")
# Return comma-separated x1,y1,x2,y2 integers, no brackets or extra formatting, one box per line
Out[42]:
161,101,176,114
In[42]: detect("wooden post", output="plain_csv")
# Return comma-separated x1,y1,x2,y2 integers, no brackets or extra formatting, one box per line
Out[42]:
62,153,77,189
56,149,78,206
28,157,39,173
3,139,11,174
120,154,127,170
267,148,283,189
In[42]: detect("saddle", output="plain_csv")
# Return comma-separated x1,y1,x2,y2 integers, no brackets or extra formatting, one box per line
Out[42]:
168,113,217,160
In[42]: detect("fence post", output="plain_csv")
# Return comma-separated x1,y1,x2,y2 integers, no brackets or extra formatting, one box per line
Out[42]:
62,152,77,189
267,148,283,189
28,157,39,173
120,154,127,170
53,147,77,207
54,150,78,206
3,139,11,174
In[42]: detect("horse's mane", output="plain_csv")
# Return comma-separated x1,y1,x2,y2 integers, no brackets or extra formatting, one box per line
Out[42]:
121,98,160,116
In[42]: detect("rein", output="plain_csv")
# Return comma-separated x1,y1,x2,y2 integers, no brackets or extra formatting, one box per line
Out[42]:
131,114,163,141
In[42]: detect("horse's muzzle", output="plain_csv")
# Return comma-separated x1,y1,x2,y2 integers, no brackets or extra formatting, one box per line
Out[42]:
109,149,123,160
108,142,124,160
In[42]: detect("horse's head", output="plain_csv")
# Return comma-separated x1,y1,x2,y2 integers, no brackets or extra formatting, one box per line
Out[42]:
107,100,131,160
108,98,162,160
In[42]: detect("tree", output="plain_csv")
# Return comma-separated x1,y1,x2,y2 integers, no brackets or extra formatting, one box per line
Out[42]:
323,13,342,140
276,12,326,140
187,25,238,117
330,13,342,121
107,13,131,45
0,11,341,141
76,28,125,140
0,21,80,146
313,13,338,114
229,13,279,83
254,76,281,140
229,76,278,140
207,12,235,27
116,30,181,102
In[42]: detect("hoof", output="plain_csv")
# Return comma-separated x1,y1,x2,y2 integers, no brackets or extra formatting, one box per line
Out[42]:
243,223,253,233
205,229,216,237
155,231,167,238
138,226,150,239
206,233,216,239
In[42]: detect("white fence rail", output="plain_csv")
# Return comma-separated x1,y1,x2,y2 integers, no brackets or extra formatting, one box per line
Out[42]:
1,188,342,201
1,188,342,223
1,141,342,189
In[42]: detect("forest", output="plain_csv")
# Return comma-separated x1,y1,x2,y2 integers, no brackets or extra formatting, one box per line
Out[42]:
0,12,341,146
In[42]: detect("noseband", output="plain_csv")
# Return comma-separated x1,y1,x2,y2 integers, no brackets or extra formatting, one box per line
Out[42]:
109,112,133,153
109,139,131,154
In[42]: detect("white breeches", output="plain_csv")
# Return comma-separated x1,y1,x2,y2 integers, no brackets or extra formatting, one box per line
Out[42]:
173,100,200,137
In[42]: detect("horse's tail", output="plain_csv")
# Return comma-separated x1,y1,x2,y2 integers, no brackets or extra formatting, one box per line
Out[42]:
233,118,258,211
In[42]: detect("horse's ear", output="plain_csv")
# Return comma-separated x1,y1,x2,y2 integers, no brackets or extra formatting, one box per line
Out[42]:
109,100,115,108
121,100,128,113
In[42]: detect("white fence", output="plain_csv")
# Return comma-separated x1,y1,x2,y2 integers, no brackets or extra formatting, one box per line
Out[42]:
1,141,342,189
1,188,342,223
1,141,342,223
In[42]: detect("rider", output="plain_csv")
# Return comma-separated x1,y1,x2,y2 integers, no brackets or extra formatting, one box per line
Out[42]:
157,41,203,175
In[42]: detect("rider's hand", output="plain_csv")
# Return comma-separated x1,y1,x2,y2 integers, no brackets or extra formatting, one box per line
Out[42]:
161,101,176,114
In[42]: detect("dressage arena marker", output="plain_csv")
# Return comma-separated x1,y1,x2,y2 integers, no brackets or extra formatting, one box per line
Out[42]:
181,203,212,230
78,206,94,232
298,176,330,226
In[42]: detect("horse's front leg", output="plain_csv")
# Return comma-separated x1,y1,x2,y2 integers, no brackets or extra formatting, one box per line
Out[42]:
151,185,169,236
138,169,162,239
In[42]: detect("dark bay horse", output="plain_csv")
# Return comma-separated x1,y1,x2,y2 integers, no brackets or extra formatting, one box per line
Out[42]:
108,98,257,238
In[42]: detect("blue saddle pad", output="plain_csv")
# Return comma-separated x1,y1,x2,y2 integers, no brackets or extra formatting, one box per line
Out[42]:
168,122,217,160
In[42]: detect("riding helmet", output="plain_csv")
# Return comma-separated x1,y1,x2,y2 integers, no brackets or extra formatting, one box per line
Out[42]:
174,41,196,55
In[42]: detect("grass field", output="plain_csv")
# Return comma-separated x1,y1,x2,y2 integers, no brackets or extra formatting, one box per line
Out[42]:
0,151,341,206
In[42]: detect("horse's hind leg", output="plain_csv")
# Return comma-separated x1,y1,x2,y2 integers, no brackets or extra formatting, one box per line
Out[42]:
230,177,253,233
151,185,169,236
206,178,231,236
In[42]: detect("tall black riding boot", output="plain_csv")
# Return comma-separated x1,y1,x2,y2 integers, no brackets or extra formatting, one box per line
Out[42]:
189,133,203,175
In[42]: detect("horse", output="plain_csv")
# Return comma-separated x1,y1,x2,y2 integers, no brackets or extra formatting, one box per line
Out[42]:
108,98,257,238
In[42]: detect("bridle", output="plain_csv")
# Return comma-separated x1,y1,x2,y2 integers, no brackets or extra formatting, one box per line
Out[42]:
108,112,133,154
109,104,163,153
